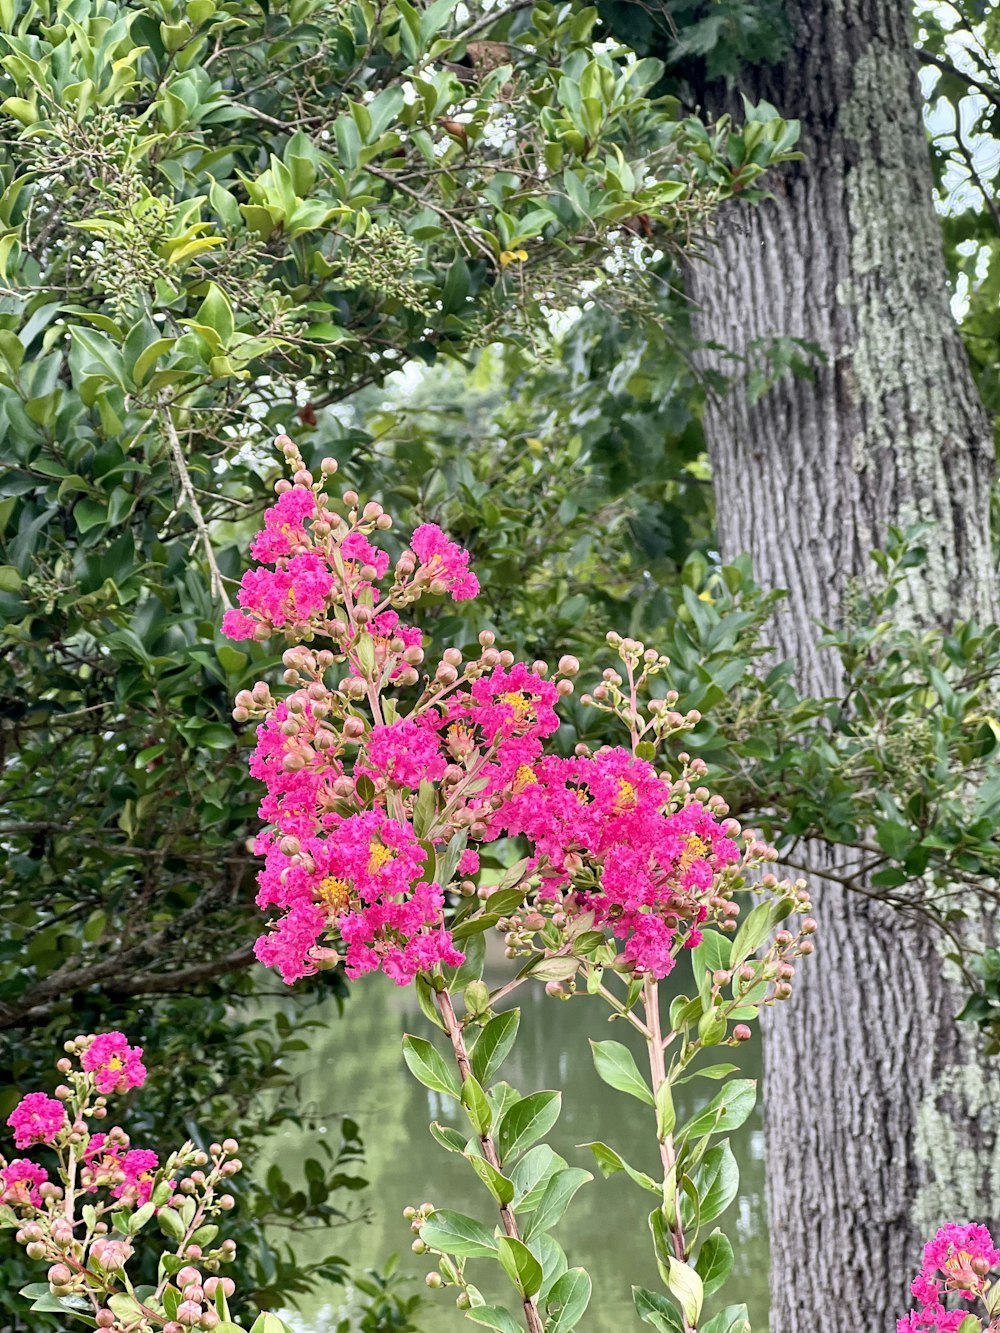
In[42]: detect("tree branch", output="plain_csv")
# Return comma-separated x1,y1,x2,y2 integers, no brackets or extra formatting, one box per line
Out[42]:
159,401,232,606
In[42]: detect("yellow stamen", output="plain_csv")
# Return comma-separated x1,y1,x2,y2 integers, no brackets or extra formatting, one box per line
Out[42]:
614,779,638,812
317,875,351,914
368,843,394,874
679,834,710,874
499,690,534,727
514,764,537,791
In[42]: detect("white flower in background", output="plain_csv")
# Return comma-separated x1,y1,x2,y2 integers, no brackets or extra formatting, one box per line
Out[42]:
401,80,418,105
483,107,517,150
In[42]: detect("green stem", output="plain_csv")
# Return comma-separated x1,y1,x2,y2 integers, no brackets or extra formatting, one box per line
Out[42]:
434,987,546,1333
643,976,694,1333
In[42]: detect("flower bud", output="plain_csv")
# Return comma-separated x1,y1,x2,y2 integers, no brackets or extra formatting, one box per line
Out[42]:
733,1025,752,1042
48,1264,72,1286
26,1241,47,1260
201,1312,220,1330
558,655,579,675
177,1301,203,1326
411,1239,427,1254
425,1273,443,1288
801,918,818,934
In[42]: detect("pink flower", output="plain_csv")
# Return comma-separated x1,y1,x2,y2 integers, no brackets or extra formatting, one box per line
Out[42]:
116,1149,159,1205
458,850,480,876
899,1224,1000,1332
410,524,479,601
232,553,334,635
0,1159,48,1208
361,721,446,790
250,487,316,562
81,1033,147,1095
7,1093,66,1149
340,532,390,580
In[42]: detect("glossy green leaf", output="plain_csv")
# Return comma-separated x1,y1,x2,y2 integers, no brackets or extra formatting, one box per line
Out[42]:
678,1079,757,1141
589,1039,653,1105
471,1009,520,1085
402,1034,462,1098
497,1235,543,1298
420,1209,498,1258
462,1074,493,1135
522,1167,591,1239
497,1091,561,1164
695,1228,734,1296
544,1267,592,1331
632,1285,684,1332
579,1140,660,1194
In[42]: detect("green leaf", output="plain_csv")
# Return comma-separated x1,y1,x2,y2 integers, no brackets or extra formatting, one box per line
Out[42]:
402,1034,462,1098
465,1152,514,1205
955,1317,983,1333
655,1079,675,1139
544,1268,592,1331
699,1304,751,1333
497,1091,561,1164
695,1228,734,1296
632,1285,684,1332
666,1256,703,1326
465,1307,522,1333
471,1009,520,1084
510,1143,566,1211
248,1317,295,1333
413,779,437,837
579,1141,660,1194
690,1141,740,1226
589,1040,653,1105
497,1236,543,1298
678,1079,757,1141
728,899,778,968
522,1167,591,1239
429,1121,467,1153
462,1075,493,1136
157,1205,186,1240
196,283,235,345
420,1209,498,1258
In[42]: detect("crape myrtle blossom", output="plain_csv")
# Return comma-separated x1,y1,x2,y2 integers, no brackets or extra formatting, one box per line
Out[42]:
0,1158,48,1207
3,1035,248,1329
7,1093,66,1150
80,1031,147,1095
898,1223,1000,1332
226,436,775,993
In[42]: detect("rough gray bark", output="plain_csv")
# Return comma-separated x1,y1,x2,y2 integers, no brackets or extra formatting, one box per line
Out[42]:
686,2,999,1327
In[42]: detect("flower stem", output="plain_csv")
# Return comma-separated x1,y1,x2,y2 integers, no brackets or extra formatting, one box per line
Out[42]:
434,986,545,1333
643,976,695,1333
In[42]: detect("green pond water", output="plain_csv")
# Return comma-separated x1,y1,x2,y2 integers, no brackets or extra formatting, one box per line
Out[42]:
257,966,769,1332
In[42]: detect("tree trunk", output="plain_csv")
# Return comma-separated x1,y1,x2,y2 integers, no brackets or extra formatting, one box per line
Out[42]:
686,2,999,1327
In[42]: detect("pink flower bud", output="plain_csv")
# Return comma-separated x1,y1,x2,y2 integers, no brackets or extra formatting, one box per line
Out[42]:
48,1264,72,1286
362,502,382,520
734,1025,752,1042
557,655,579,675
96,1313,116,1329
177,1267,202,1289
177,1302,203,1327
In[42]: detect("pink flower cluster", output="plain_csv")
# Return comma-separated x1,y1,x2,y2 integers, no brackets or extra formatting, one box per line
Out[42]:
898,1223,1000,1331
0,1158,48,1207
81,1031,147,1095
7,1092,66,1150
411,523,479,600
485,747,741,977
254,810,463,985
82,1132,160,1206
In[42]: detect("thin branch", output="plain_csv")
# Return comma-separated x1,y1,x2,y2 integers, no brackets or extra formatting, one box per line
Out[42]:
365,164,497,262
919,47,1000,114
158,401,232,606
